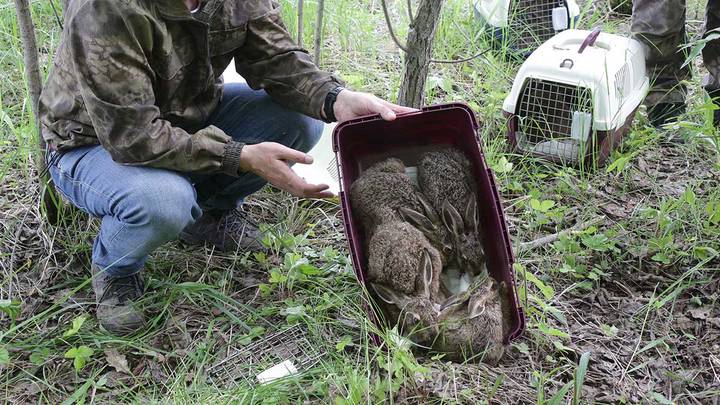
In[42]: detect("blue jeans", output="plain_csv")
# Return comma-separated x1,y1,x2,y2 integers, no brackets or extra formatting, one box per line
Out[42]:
49,83,323,277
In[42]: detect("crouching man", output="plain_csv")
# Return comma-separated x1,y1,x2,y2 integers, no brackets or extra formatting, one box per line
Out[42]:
39,0,413,335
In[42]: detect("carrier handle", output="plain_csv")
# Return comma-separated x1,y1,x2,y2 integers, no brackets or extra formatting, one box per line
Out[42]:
578,28,601,54
560,58,574,69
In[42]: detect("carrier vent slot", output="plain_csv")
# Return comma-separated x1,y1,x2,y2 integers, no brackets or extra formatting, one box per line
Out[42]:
515,78,593,162
615,63,630,99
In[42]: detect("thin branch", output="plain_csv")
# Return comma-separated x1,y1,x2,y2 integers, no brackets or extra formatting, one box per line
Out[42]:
406,0,414,20
49,0,63,30
517,217,604,253
313,0,325,64
430,48,491,64
380,0,409,52
297,0,304,47
14,0,62,224
382,0,487,65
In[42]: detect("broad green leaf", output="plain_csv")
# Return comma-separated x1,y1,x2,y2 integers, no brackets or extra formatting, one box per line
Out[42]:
269,270,288,284
547,381,572,405
573,352,591,405
537,323,569,339
0,347,9,365
63,315,88,337
651,252,671,265
514,342,530,355
525,271,554,299
637,337,667,354
693,246,718,260
297,263,322,276
600,324,618,337
0,299,21,320
65,345,94,371
682,188,696,205
650,392,674,405
681,30,720,68
706,200,720,225
335,335,353,352
73,356,86,371
29,348,50,365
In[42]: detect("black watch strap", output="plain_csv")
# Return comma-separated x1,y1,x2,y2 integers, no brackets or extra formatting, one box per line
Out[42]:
323,86,344,123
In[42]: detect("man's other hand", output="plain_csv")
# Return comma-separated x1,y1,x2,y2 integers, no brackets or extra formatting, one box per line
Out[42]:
239,142,334,199
334,90,417,123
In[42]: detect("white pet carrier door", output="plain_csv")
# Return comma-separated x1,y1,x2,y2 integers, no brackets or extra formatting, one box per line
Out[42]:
511,0,569,50
475,0,580,53
515,79,593,163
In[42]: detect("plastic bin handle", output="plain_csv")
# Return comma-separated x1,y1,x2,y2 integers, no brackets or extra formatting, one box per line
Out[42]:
578,28,601,54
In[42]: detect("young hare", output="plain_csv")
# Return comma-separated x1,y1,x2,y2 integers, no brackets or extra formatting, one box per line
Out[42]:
412,148,486,276
418,147,477,215
432,276,506,364
400,193,485,277
349,158,421,235
367,221,442,300
370,260,441,346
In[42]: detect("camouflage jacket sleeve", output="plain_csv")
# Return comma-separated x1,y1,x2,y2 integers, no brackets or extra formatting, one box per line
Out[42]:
67,0,243,175
234,1,344,120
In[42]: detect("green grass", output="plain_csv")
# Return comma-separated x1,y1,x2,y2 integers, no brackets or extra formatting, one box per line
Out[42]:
2,0,720,403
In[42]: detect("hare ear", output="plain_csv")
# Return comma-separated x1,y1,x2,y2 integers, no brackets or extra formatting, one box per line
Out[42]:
468,297,486,319
465,196,480,235
417,193,440,224
441,200,463,236
372,284,412,308
420,249,434,298
371,283,400,305
398,207,435,236
439,293,465,312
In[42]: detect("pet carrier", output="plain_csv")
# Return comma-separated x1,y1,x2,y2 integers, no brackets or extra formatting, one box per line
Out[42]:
474,0,581,55
332,104,525,345
503,29,649,166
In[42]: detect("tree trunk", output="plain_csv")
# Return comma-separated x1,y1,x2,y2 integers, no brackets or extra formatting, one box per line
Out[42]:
15,0,61,225
397,0,444,108
313,0,325,65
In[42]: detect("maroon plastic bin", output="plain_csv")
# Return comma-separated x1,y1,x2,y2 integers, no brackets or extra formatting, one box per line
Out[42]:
332,103,525,344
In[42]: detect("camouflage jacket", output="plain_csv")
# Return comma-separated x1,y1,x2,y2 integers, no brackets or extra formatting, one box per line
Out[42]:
39,0,343,175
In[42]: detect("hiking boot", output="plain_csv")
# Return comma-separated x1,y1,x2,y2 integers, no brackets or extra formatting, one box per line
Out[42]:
91,264,145,335
648,102,686,128
179,208,265,252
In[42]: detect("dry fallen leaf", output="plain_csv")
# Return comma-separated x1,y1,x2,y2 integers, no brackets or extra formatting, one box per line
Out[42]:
688,307,711,320
104,349,131,375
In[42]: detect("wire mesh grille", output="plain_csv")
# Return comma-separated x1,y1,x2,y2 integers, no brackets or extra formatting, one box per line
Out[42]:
515,78,593,163
327,156,339,181
206,324,326,387
509,0,565,51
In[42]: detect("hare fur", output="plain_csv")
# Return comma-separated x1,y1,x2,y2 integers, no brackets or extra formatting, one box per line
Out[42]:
349,158,421,236
367,221,442,299
432,277,506,364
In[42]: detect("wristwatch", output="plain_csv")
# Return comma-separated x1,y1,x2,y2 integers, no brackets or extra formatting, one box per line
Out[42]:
323,86,345,123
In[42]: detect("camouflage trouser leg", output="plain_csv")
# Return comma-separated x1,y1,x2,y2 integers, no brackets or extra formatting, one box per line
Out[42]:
703,0,720,98
631,0,690,107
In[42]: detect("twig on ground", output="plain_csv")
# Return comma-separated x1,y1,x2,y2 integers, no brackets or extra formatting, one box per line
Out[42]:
517,217,604,253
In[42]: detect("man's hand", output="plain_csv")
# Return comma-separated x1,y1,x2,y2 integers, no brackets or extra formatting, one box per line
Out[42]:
239,142,334,199
333,89,417,123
